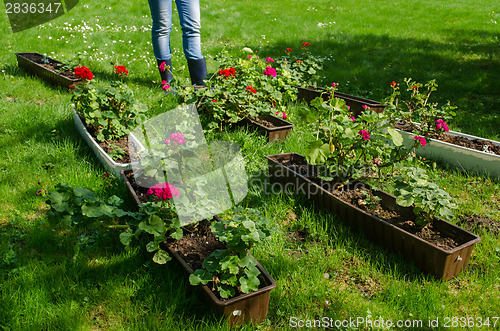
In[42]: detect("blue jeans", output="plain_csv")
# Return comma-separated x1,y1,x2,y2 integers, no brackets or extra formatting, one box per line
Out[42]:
148,0,203,61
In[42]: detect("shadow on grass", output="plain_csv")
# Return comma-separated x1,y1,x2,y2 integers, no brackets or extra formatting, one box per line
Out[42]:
0,222,221,329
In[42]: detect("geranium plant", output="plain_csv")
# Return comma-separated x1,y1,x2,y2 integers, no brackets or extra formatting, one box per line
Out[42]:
45,182,182,264
71,66,147,142
274,42,324,88
189,207,275,299
393,167,457,228
181,48,298,131
119,181,184,264
384,78,457,138
302,83,414,183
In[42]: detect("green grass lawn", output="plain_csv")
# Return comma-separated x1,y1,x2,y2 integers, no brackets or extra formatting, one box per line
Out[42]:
0,0,499,330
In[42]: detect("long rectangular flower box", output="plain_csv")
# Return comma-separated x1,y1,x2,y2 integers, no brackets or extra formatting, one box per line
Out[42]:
74,109,143,178
15,52,81,88
241,114,294,142
121,169,276,326
296,86,387,115
266,153,481,281
397,128,500,181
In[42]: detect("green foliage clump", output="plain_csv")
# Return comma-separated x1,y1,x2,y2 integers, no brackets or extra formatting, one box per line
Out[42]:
189,207,275,299
72,80,147,142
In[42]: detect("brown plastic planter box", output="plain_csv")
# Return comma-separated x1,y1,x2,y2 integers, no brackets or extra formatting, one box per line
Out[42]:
166,246,276,326
241,114,294,142
265,153,481,281
296,86,387,116
15,52,81,88
121,169,277,325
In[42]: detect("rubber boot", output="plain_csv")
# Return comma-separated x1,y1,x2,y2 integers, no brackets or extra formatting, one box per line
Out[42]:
187,58,207,87
157,59,173,84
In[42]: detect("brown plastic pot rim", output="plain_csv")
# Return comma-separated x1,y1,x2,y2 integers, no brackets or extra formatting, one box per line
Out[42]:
249,114,294,131
265,153,481,253
15,52,82,83
120,170,142,207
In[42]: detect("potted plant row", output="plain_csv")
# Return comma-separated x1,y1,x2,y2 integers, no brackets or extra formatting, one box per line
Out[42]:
266,86,480,280
384,79,500,180
295,85,387,115
15,52,82,88
180,48,298,142
116,110,276,325
45,168,277,327
71,66,147,177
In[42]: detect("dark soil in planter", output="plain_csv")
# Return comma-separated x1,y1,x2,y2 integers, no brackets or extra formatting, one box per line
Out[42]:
394,123,500,156
81,116,134,164
247,116,278,128
123,170,149,202
335,188,462,250
168,220,225,271
165,220,269,301
23,53,78,80
281,157,466,250
458,215,500,236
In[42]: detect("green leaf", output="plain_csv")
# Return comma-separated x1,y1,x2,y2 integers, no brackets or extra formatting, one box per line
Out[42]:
138,215,165,236
239,275,260,293
146,241,158,253
305,140,331,165
107,195,123,206
189,269,212,285
119,231,133,246
170,227,183,240
48,191,70,212
310,97,324,107
387,127,403,147
81,204,106,218
220,256,240,274
238,253,257,268
330,97,347,112
152,249,171,264
217,284,235,299
73,187,96,199
396,195,414,207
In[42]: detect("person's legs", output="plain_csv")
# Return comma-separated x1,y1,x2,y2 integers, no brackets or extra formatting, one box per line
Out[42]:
175,0,206,86
148,0,174,83
175,0,202,60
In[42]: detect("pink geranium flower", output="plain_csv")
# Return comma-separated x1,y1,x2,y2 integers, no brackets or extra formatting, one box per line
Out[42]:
164,132,187,145
159,61,167,72
276,111,287,120
161,80,170,91
358,130,370,140
147,183,180,200
414,135,427,147
434,119,449,132
264,66,277,77
265,57,274,63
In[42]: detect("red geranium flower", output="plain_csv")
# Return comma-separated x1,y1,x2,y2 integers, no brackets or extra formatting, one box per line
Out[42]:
218,67,236,78
74,66,93,80
114,65,128,76
245,85,257,93
302,42,311,48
